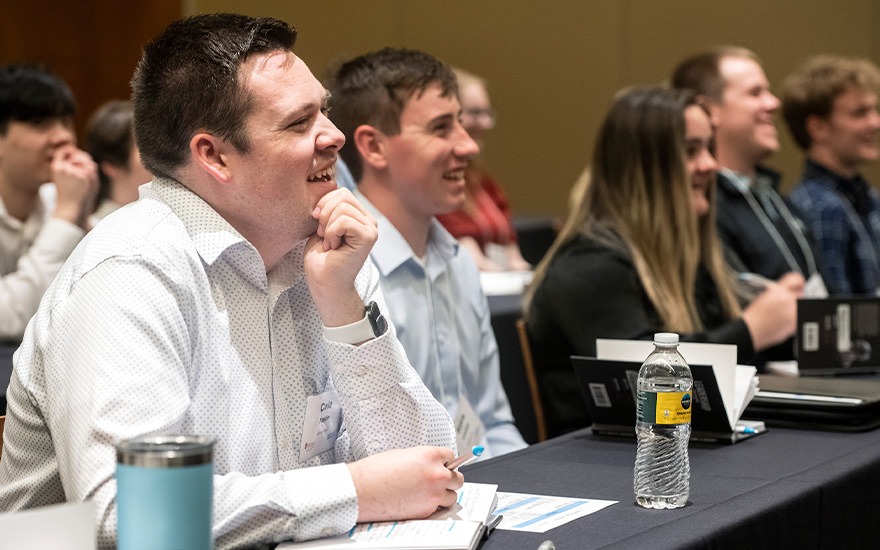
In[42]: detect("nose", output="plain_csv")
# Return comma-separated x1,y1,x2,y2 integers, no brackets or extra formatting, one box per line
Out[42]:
765,91,781,112
698,149,718,174
868,108,880,130
453,123,480,159
316,113,345,151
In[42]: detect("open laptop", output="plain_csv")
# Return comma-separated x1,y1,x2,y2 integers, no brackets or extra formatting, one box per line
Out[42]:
797,297,880,375
570,356,765,444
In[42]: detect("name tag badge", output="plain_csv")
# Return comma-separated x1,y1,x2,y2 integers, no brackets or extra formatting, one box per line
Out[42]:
300,390,342,462
804,273,829,299
453,391,486,454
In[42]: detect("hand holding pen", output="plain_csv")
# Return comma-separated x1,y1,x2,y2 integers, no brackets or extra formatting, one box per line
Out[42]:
446,445,484,470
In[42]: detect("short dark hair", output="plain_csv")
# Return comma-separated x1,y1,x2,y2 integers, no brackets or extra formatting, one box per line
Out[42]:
0,63,76,134
327,48,458,182
131,13,297,179
671,45,761,102
86,100,136,204
782,55,880,150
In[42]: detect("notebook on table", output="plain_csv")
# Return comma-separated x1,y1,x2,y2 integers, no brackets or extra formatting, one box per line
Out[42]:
570,356,765,444
743,375,880,431
277,482,498,550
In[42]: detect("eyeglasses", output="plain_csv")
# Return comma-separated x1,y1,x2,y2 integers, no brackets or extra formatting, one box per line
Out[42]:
461,107,497,129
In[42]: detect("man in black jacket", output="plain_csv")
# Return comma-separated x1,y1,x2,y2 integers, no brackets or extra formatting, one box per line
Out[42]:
672,46,831,295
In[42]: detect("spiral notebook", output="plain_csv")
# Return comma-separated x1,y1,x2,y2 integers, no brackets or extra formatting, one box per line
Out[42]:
277,482,498,550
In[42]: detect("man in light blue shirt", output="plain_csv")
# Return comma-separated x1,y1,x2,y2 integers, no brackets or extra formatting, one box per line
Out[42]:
328,48,527,457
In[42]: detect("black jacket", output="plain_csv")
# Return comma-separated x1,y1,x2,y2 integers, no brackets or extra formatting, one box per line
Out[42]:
526,234,754,438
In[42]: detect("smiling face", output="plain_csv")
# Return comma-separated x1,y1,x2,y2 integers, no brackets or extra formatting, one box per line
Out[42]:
226,51,345,243
684,105,718,219
0,117,75,194
815,86,880,174
382,81,480,221
713,56,780,171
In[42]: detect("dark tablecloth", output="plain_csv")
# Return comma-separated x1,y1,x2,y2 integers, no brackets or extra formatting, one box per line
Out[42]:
463,426,880,549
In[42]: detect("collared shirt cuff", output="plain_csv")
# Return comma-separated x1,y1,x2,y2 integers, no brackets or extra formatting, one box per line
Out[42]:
325,333,410,401
280,462,359,542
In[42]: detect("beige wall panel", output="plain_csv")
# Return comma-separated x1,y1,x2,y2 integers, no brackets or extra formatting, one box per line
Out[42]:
192,0,880,218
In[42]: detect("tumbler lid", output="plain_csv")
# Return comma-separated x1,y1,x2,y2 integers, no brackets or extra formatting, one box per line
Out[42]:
116,435,215,468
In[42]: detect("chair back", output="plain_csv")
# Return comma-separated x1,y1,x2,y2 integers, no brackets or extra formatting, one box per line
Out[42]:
515,319,548,442
0,415,5,460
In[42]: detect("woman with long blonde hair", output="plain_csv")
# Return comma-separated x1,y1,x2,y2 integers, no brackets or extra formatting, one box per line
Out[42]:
524,87,801,437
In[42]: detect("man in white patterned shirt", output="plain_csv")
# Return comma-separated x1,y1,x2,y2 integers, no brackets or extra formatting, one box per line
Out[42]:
0,14,459,549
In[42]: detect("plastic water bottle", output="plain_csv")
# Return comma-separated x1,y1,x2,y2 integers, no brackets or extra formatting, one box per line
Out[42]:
634,332,692,509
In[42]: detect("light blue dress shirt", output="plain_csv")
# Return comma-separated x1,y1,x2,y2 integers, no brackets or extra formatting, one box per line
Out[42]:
355,191,527,458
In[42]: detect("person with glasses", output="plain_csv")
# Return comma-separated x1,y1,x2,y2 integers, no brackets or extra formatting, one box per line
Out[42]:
435,68,531,272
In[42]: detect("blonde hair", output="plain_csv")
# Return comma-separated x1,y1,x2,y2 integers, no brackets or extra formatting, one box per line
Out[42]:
525,86,740,332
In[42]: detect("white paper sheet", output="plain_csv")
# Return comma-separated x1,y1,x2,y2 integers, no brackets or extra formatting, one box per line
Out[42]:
0,501,96,550
493,492,617,533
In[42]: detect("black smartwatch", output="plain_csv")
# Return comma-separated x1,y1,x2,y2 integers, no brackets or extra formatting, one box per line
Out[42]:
365,300,388,337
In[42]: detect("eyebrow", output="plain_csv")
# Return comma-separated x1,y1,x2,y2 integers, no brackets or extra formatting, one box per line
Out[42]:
429,113,456,126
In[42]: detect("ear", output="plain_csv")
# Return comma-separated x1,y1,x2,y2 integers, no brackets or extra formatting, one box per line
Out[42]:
805,114,829,145
189,132,233,184
353,124,388,171
100,160,124,181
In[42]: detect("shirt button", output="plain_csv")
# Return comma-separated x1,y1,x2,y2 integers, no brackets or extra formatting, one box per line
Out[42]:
371,440,381,450
321,527,335,537
355,366,368,376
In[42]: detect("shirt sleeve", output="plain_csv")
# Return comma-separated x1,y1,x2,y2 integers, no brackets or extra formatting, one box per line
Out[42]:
325,263,458,459
3,256,446,550
546,240,755,362
0,217,83,339
467,256,526,457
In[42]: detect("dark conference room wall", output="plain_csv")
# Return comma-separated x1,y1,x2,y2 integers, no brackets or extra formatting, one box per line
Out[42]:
0,0,183,143
4,1,878,219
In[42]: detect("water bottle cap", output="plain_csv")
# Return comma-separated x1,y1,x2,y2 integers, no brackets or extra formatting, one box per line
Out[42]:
654,332,679,345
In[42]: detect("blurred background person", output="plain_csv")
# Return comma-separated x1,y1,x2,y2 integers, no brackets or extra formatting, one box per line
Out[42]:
435,68,531,272
85,100,152,222
671,46,830,295
0,63,98,340
524,87,801,437
783,56,880,295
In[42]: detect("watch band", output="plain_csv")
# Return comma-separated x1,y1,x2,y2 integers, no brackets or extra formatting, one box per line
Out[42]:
322,302,387,344
323,313,375,345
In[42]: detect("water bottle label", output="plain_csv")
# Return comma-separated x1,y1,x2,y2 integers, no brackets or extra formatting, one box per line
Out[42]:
636,390,692,424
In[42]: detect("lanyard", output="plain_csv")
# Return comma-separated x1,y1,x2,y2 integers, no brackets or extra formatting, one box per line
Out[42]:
721,168,818,277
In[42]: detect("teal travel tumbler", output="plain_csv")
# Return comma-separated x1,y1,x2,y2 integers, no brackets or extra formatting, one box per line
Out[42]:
116,435,215,550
